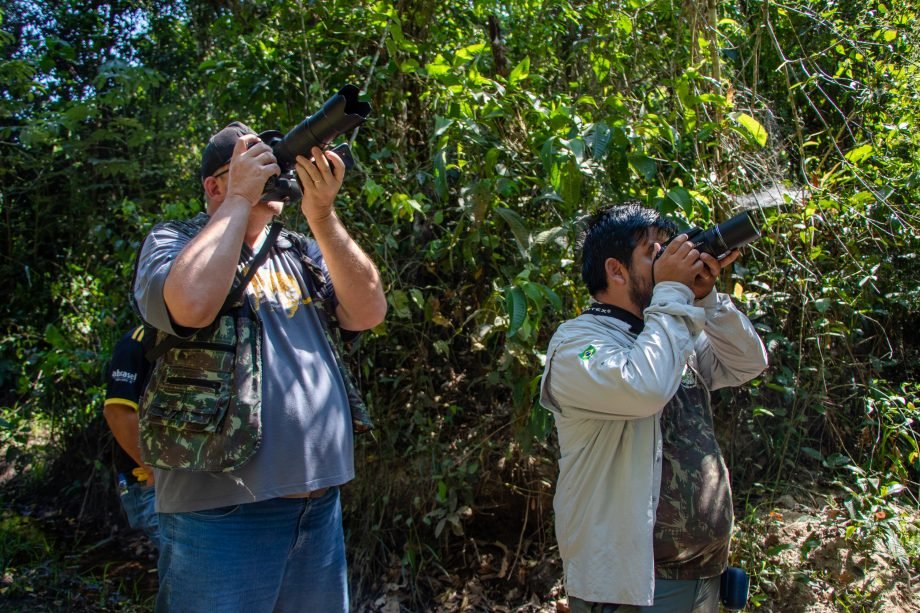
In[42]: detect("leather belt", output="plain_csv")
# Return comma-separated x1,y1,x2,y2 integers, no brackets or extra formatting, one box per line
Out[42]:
282,487,329,500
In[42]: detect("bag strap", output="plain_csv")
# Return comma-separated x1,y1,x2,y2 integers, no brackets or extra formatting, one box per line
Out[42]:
144,221,284,362
281,233,373,433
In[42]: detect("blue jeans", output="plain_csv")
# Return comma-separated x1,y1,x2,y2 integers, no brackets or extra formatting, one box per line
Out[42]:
119,480,159,548
156,487,348,613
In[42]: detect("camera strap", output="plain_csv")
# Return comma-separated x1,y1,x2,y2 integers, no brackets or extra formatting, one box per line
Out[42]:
582,302,645,334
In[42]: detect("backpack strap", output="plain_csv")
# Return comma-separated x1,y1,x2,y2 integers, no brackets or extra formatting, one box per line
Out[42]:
143,221,284,363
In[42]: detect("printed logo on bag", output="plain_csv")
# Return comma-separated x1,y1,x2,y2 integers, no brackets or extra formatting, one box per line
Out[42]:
579,345,597,361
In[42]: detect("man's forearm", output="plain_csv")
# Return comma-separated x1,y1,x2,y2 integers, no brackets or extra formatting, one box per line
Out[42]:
103,404,146,468
695,292,768,388
307,211,386,331
163,198,251,328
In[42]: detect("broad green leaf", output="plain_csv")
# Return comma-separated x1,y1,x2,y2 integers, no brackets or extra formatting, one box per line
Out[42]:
801,446,824,461
455,42,487,61
509,57,530,83
363,179,384,206
534,226,566,247
824,453,851,468
559,159,583,209
591,53,612,81
388,290,411,319
400,59,420,73
522,282,544,307
564,137,586,164
628,154,657,180
697,93,728,106
426,56,451,77
541,285,563,311
433,116,453,137
495,207,531,253
845,144,873,164
590,123,612,159
666,186,693,214
729,112,768,147
389,20,406,44
506,286,527,338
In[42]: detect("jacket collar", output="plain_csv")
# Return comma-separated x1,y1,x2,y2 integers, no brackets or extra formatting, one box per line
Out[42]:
581,302,645,334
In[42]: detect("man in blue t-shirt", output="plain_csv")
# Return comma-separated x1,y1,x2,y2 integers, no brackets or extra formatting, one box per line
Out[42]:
133,121,387,611
103,325,158,547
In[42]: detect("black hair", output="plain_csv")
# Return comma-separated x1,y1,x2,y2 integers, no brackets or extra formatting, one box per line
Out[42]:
579,201,677,296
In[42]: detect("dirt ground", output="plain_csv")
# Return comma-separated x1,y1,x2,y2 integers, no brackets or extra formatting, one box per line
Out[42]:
1,491,918,611
735,495,920,613
356,493,920,612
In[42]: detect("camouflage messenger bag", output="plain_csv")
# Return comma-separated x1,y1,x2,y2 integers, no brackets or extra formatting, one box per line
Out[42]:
135,219,282,472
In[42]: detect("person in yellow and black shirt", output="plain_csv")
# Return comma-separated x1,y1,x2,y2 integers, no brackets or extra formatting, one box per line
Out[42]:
103,325,158,547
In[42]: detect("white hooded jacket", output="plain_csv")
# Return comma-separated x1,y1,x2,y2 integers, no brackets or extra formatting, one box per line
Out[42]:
540,282,768,606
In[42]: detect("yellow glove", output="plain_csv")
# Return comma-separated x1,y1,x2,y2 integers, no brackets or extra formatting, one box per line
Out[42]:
132,466,153,485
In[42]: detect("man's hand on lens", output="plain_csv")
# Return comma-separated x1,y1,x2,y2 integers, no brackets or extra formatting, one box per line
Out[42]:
295,146,345,223
653,234,704,288
690,250,741,299
226,134,280,205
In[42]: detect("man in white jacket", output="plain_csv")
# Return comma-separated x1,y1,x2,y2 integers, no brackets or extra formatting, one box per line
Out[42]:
541,202,768,611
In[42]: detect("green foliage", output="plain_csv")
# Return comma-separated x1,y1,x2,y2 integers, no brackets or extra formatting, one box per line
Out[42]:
0,0,918,608
0,511,50,575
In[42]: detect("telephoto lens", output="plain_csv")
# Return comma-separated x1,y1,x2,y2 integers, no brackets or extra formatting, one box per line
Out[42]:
272,84,371,169
660,210,761,260
258,85,371,203
694,210,761,258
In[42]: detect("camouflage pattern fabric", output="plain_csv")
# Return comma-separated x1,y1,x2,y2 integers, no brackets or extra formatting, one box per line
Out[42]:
140,308,262,472
653,363,733,580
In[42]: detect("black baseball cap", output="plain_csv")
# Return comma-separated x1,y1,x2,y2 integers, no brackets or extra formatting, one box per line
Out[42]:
200,121,257,180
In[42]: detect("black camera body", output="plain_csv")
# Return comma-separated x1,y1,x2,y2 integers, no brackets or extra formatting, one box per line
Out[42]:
259,84,371,203
661,210,761,259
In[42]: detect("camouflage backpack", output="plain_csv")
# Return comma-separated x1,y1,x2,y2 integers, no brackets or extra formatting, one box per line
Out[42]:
132,214,373,472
